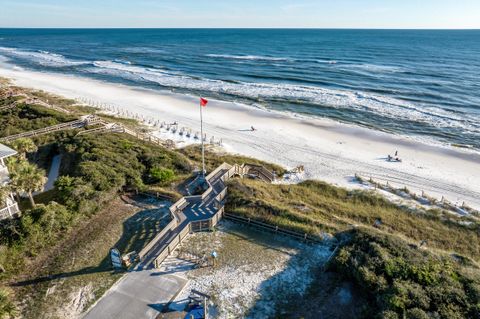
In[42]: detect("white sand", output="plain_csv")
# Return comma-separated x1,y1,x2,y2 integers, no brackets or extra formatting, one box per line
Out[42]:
1,66,479,210
166,221,332,318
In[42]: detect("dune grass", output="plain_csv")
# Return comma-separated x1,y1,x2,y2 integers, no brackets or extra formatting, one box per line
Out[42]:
179,145,287,176
226,178,480,262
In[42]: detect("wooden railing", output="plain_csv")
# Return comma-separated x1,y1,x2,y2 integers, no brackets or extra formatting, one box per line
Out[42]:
138,162,275,269
0,202,20,221
0,115,101,142
138,218,177,260
153,223,191,268
146,164,234,268
223,213,322,244
122,127,174,149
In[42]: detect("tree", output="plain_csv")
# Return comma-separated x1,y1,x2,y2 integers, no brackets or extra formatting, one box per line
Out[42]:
8,160,46,207
9,138,37,159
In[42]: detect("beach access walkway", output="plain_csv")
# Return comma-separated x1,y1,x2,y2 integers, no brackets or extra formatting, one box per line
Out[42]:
82,163,274,318
136,166,230,270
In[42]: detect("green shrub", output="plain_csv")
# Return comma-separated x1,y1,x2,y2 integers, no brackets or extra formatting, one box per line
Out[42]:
0,287,17,319
149,167,175,185
330,229,479,318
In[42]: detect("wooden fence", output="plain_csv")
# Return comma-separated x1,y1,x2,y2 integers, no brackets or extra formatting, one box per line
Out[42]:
223,213,322,244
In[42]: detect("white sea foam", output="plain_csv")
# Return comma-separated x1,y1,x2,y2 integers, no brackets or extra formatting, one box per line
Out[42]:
205,54,292,62
2,46,477,137
113,59,132,65
121,47,165,54
0,47,90,67
87,61,480,135
1,66,479,210
92,60,173,75
339,63,406,74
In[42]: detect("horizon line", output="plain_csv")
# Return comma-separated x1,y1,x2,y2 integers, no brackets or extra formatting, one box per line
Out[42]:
0,27,480,31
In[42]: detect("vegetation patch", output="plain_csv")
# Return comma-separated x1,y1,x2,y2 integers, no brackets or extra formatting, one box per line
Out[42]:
329,228,480,319
0,102,76,138
225,179,480,261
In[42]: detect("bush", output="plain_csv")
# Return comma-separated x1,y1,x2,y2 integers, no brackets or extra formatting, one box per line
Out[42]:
330,229,479,318
0,103,75,138
149,167,175,185
0,287,17,319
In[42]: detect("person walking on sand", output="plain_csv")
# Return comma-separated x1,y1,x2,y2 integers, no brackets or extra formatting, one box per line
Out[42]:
395,150,398,156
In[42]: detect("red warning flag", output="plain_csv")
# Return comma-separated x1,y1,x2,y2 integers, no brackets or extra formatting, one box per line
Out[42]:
200,97,208,107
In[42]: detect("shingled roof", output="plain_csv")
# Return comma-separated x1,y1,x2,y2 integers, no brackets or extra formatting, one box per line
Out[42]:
0,143,17,159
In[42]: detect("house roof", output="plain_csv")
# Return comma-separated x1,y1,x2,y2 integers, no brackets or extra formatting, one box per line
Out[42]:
0,143,17,159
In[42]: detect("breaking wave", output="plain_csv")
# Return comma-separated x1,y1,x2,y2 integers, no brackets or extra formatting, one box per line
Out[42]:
88,61,480,135
205,54,293,62
0,47,90,67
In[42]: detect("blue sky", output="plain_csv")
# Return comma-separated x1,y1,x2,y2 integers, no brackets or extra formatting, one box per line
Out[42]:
0,0,479,28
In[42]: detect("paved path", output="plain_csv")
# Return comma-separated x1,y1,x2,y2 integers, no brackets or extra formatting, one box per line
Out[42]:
84,167,230,318
83,269,188,319
43,154,62,192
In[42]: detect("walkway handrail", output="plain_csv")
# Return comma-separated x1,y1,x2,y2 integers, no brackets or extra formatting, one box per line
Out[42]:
138,218,177,260
138,162,275,269
223,213,323,243
0,115,102,142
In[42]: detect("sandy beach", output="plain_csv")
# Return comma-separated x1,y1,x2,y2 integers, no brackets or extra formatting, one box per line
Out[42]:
1,65,479,210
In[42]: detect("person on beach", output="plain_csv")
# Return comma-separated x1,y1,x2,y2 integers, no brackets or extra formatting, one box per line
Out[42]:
251,126,256,131
395,150,398,156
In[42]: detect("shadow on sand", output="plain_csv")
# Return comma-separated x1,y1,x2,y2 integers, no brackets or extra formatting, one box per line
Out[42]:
222,224,336,318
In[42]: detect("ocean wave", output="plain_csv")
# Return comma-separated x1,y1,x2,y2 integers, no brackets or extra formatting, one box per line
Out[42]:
113,59,132,65
205,54,293,62
339,63,406,74
92,60,172,75
121,47,165,54
87,61,480,135
0,47,90,67
316,59,338,64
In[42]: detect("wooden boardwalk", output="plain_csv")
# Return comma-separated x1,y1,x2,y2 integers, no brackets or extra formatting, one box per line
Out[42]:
136,162,276,270
136,164,233,270
0,114,176,148
0,115,102,142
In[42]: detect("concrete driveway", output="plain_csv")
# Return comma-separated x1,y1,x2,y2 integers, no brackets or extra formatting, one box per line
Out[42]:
83,268,187,319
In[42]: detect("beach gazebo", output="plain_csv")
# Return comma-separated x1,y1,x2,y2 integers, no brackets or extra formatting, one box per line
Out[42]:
0,143,20,220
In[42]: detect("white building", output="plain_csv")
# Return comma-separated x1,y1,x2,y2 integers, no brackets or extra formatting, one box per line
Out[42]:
0,143,20,220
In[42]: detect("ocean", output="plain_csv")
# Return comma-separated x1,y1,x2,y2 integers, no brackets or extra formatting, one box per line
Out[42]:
0,29,479,150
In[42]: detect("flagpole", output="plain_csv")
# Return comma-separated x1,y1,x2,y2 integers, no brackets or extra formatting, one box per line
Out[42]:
200,99,205,179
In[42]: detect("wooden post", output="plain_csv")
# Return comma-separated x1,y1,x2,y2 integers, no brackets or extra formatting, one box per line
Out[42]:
203,297,208,319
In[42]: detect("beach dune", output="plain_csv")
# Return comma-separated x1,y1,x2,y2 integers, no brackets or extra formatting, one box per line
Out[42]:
1,66,479,210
